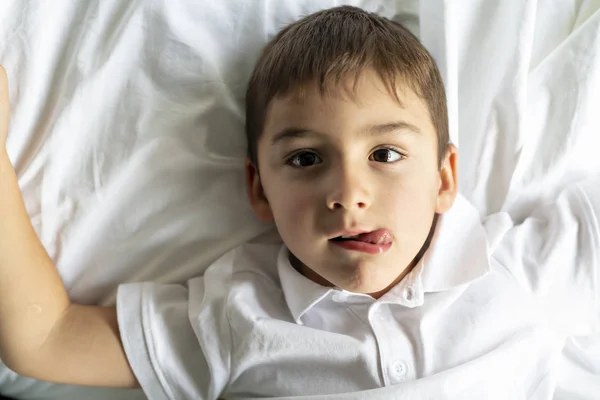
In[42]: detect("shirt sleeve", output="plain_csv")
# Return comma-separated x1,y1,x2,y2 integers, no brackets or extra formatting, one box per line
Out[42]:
117,280,217,400
492,178,600,336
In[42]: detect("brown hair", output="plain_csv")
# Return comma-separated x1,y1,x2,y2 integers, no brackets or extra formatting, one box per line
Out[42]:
245,5,449,167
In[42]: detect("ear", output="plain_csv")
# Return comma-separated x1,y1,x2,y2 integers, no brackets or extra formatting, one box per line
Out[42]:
435,144,458,214
245,158,274,222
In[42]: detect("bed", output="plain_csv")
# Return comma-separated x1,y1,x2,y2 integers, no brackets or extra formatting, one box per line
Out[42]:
0,0,599,399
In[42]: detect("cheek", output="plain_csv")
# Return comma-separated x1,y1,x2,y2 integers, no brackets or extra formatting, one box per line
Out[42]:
268,183,320,251
381,172,439,225
268,181,317,225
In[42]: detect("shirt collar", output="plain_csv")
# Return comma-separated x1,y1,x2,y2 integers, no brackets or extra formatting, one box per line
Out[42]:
277,247,334,324
277,193,491,321
420,193,491,292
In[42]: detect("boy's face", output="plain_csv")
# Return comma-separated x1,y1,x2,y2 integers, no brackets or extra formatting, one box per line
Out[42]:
247,70,458,297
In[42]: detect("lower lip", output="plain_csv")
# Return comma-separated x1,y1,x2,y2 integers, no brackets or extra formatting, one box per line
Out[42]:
330,240,392,254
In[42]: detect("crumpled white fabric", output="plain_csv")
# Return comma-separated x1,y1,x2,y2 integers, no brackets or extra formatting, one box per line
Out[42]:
0,0,598,399
423,2,600,399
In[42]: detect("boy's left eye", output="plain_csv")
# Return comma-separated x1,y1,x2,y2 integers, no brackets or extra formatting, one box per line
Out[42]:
369,148,404,163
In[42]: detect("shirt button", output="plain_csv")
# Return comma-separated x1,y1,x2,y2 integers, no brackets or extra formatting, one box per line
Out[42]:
371,306,386,321
332,293,346,302
391,360,408,381
404,287,415,301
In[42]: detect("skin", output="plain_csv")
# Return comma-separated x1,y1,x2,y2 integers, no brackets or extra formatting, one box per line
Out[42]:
247,70,458,298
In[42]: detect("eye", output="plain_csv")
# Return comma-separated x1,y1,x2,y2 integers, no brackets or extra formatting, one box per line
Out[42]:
369,148,405,163
287,151,323,168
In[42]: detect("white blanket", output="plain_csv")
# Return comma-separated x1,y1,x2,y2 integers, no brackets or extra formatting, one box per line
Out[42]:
0,0,598,399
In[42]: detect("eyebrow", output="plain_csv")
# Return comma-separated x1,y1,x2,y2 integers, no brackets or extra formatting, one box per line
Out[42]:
271,121,421,145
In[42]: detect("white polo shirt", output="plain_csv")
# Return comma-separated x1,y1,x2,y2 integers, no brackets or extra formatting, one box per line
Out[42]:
117,179,600,400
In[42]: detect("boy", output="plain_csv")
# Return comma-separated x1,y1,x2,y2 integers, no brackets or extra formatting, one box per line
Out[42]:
1,5,599,400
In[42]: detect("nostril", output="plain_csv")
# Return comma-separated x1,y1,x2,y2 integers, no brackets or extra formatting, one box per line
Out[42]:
329,201,367,210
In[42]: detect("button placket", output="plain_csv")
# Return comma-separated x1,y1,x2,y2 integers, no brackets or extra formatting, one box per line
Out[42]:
370,303,417,385
368,303,387,386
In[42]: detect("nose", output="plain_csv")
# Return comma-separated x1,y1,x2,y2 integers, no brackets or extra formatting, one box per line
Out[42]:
325,163,371,211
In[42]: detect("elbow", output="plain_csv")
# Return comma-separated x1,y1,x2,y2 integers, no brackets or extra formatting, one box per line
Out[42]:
1,346,67,383
1,347,44,380
0,315,66,381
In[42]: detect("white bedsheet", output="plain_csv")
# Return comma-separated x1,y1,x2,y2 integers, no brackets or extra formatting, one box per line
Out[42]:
433,1,600,398
0,0,599,399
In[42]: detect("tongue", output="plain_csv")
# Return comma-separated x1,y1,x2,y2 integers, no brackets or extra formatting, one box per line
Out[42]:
355,229,392,245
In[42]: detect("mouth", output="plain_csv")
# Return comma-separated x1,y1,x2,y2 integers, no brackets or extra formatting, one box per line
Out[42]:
329,229,393,254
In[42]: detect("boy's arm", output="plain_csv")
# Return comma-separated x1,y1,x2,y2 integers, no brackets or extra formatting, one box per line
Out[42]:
0,66,138,388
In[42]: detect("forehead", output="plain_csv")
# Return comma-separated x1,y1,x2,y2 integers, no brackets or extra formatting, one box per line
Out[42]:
262,70,435,142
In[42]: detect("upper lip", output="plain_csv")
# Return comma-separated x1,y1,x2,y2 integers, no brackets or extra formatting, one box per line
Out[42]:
328,229,372,240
